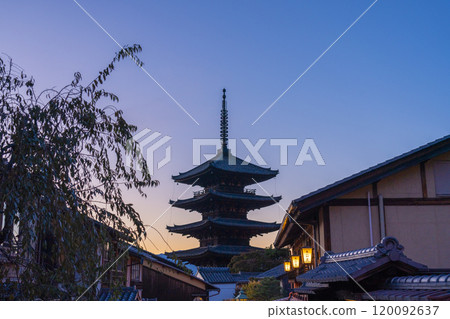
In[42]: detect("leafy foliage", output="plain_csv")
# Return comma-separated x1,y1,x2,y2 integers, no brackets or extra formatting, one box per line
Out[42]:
243,277,282,301
0,45,157,300
228,247,289,273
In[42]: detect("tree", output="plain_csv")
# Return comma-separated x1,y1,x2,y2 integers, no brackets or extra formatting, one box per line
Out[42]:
0,45,157,300
228,247,289,273
244,277,282,301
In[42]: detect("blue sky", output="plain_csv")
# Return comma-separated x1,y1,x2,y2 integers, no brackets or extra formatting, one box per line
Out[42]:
1,0,449,253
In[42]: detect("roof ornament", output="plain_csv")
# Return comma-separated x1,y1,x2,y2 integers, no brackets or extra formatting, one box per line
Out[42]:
374,236,404,261
220,88,229,155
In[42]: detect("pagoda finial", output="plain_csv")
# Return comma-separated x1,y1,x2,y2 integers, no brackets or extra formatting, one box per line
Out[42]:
220,88,228,153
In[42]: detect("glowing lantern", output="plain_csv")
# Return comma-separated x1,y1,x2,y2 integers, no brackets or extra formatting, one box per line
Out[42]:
301,247,313,264
291,255,301,269
284,261,291,272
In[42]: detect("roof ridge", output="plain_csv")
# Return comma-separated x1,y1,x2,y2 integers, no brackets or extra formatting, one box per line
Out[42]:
386,274,450,290
323,237,404,263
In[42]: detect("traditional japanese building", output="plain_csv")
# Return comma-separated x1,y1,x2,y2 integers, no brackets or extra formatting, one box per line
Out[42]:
275,134,450,269
293,237,450,301
167,89,281,266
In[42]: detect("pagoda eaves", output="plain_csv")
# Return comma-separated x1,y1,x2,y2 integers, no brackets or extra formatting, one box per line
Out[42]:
167,245,262,267
169,188,281,213
167,217,280,238
172,150,278,187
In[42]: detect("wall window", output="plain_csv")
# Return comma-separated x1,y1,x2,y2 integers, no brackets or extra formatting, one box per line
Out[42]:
131,263,140,281
102,243,110,264
434,161,450,196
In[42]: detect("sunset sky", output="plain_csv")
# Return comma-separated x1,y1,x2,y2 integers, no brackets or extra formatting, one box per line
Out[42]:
1,0,449,254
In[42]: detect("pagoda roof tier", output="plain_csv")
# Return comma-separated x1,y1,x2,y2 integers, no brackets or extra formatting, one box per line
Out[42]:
169,189,281,212
167,245,262,266
167,217,280,237
172,150,278,187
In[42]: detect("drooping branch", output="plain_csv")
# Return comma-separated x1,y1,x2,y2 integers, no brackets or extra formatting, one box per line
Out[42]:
0,45,157,299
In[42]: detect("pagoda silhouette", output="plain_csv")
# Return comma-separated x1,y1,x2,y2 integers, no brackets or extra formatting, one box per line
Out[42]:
167,89,281,266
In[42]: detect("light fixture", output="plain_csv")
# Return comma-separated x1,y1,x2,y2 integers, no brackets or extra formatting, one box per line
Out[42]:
291,255,300,269
301,246,313,264
284,261,291,272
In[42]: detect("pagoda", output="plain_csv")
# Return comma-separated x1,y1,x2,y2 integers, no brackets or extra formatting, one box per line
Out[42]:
167,89,281,266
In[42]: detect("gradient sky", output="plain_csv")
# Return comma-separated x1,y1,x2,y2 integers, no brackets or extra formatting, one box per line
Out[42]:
1,0,449,254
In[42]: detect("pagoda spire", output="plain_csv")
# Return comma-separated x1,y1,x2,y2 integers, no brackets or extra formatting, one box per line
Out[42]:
220,88,228,154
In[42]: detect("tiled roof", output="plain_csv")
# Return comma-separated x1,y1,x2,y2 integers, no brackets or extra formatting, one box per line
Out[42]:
363,273,450,301
362,275,450,301
363,289,450,301
386,274,450,290
322,247,377,262
173,150,278,184
170,245,262,258
298,256,379,282
296,237,427,283
256,264,286,279
197,267,260,284
197,267,236,283
170,189,281,209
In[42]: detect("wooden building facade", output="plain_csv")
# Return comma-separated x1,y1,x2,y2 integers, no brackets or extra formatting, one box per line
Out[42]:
294,237,450,301
126,247,218,301
275,135,450,270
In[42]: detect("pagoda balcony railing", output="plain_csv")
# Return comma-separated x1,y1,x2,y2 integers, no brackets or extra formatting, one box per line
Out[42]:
244,188,256,195
193,188,256,196
193,189,209,197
